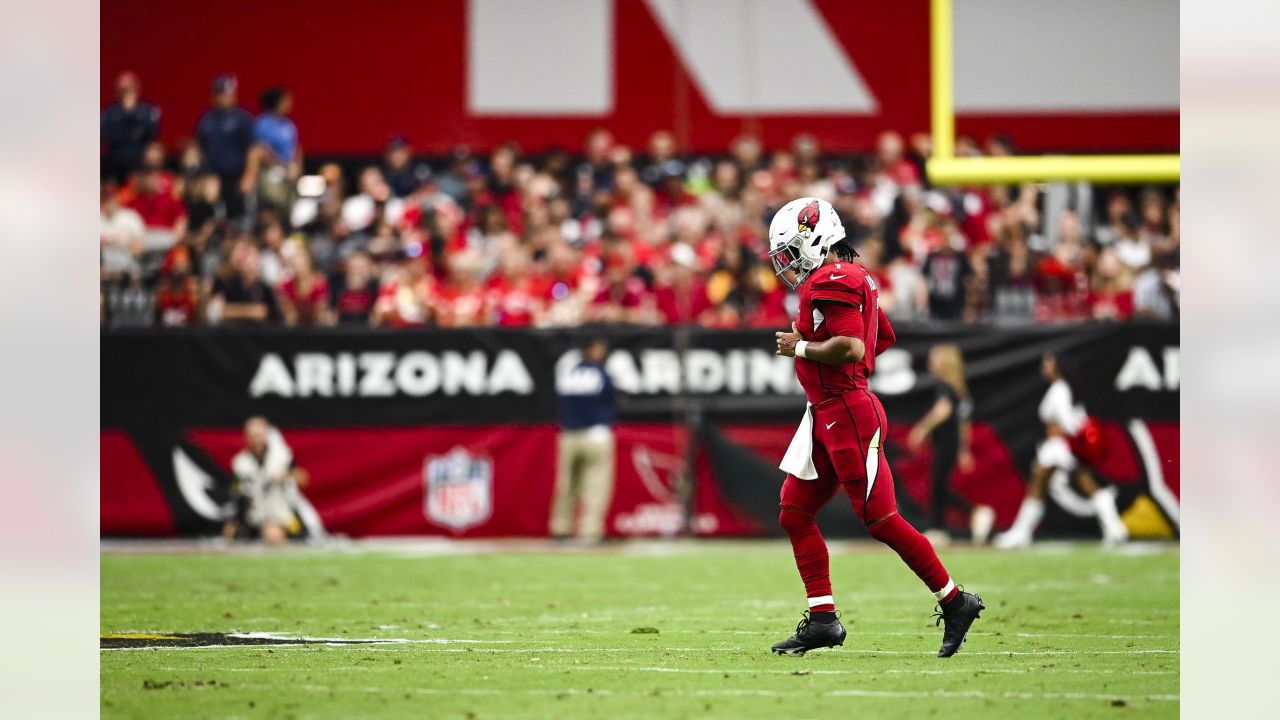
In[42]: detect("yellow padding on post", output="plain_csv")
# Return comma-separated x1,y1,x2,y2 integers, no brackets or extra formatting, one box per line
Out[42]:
1121,494,1176,540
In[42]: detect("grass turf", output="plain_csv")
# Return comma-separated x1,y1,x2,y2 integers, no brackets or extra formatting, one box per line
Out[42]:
101,541,1178,719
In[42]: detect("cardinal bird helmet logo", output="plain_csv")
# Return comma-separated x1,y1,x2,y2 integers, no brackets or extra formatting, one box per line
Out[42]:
797,200,821,237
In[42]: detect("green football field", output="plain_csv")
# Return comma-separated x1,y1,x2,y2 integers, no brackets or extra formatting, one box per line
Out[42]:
101,541,1178,719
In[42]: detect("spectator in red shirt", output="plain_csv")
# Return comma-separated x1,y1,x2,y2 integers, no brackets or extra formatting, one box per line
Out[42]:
374,252,433,328
1088,248,1134,322
278,248,331,327
155,245,201,328
432,250,490,327
129,168,187,236
486,245,546,327
98,123,1176,331
654,243,712,325
329,250,380,326
539,241,594,326
586,259,654,325
877,130,922,189
115,142,176,207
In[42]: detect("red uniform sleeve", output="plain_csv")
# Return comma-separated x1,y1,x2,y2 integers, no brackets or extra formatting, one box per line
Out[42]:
875,308,896,355
817,299,865,341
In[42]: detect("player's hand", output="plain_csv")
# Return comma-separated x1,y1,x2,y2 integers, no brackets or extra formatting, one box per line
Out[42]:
775,322,801,357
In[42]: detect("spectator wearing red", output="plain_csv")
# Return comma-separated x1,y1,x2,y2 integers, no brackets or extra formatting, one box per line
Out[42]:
486,245,547,328
654,243,712,325
877,130,922,190
115,142,175,207
586,251,654,325
652,161,697,219
278,248,331,327
374,251,433,328
330,250,380,326
129,168,187,236
1087,249,1134,322
539,242,595,327
431,250,490,327
155,245,202,328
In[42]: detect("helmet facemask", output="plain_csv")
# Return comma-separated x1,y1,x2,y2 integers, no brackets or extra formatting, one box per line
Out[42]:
769,233,824,289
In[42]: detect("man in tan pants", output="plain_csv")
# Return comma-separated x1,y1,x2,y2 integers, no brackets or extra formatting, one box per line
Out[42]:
550,338,617,544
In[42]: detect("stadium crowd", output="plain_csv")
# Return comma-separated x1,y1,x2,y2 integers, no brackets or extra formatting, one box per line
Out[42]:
101,73,1180,329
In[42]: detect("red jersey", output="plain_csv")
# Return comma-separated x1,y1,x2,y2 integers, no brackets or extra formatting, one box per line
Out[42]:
794,262,896,403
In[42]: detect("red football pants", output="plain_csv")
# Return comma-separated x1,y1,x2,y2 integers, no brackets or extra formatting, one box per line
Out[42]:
780,390,954,609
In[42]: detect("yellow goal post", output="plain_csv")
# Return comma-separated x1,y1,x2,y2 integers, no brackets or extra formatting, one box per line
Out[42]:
925,0,1179,186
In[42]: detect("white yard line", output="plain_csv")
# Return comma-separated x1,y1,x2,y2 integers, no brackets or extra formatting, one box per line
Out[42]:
101,537,1180,557
141,664,1176,676
474,628,1175,640
104,644,1179,656
219,683,1178,702
572,665,1176,677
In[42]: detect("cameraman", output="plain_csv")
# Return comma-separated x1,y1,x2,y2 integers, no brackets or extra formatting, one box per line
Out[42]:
223,416,324,544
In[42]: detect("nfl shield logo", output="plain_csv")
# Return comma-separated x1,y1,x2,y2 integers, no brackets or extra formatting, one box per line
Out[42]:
424,447,493,531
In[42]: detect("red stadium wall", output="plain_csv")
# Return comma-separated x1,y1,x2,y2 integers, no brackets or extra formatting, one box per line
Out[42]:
101,0,1178,155
100,419,1179,539
101,423,763,538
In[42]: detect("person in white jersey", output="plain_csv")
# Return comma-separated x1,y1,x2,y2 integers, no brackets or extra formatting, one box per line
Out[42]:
994,353,1128,548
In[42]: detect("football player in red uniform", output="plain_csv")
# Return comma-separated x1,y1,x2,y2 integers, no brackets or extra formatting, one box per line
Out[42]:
767,197,985,657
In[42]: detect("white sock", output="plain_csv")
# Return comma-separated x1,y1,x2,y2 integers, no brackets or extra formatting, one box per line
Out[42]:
970,505,995,544
1090,488,1128,540
1008,497,1044,536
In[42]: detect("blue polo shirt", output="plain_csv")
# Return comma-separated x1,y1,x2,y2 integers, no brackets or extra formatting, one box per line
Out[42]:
557,361,616,430
196,106,255,176
254,113,298,163
101,101,161,180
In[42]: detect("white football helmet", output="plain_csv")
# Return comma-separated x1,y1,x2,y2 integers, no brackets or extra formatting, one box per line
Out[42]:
767,197,848,289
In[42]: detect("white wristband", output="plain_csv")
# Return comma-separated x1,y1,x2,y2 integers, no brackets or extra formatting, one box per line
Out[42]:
795,340,809,359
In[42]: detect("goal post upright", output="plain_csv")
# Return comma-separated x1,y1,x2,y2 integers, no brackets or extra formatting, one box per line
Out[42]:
925,0,1179,186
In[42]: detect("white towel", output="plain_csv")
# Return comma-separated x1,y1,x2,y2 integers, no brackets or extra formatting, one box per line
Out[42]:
779,404,819,480
264,427,294,483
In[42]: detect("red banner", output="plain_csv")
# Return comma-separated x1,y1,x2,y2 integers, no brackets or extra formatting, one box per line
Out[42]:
157,424,757,537
101,0,1177,155
100,419,1178,538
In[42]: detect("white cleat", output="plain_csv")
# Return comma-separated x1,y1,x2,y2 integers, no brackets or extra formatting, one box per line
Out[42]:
1101,527,1130,548
992,529,1032,550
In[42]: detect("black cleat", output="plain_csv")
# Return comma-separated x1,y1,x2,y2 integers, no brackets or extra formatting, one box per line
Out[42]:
933,590,985,658
770,611,847,656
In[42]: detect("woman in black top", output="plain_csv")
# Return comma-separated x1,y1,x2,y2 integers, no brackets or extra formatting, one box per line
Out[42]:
907,344,993,544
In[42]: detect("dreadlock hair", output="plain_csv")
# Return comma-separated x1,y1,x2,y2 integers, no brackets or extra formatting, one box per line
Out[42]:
830,239,858,262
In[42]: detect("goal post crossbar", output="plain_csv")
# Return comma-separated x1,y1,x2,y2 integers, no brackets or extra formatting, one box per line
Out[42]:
925,0,1179,185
